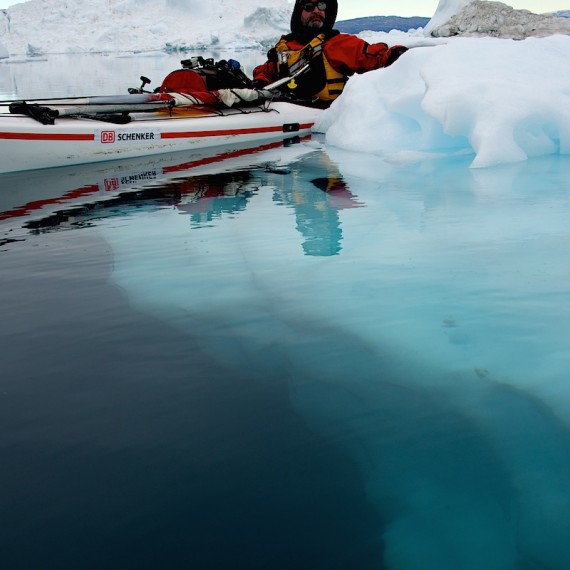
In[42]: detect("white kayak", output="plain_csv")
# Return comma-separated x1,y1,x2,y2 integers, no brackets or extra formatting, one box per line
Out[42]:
0,98,322,174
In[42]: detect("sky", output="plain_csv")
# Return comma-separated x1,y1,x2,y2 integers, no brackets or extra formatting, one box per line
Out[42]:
0,0,569,16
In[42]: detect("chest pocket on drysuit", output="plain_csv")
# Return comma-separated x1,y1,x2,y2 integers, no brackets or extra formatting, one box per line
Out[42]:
276,34,347,102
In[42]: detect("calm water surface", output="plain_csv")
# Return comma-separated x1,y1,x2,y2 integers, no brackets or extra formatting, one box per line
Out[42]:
0,51,266,98
2,54,570,570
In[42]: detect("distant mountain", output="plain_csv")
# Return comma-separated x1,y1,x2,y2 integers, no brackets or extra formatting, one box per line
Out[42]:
336,16,430,34
553,10,570,18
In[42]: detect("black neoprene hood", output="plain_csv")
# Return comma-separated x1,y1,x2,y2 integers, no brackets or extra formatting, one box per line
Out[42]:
290,0,338,38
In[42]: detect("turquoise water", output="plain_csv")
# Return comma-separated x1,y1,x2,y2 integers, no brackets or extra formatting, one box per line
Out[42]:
2,142,570,569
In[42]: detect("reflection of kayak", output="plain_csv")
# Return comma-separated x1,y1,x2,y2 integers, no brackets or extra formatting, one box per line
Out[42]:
0,136,317,225
0,99,321,174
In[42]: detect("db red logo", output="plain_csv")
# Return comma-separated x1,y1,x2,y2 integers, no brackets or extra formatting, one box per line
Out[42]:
101,131,116,144
104,178,120,192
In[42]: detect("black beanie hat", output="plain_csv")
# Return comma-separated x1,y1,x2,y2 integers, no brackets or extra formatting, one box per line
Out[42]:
290,0,338,40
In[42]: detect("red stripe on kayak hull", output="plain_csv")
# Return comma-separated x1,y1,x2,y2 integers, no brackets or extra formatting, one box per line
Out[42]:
0,123,314,141
161,123,314,139
0,132,95,140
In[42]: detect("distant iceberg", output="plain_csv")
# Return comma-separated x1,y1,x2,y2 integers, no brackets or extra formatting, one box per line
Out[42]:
427,0,570,38
0,0,291,55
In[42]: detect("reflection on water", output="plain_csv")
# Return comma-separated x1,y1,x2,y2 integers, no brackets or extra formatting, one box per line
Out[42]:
1,140,359,258
274,154,364,256
2,110,570,569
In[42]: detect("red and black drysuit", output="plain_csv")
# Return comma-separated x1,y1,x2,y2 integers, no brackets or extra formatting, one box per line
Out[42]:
252,0,408,107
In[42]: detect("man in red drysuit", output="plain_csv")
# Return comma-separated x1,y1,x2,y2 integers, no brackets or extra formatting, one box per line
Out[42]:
252,0,408,107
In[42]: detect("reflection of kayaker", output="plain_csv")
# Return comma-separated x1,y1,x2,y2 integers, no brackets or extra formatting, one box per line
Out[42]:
175,172,255,225
273,154,364,256
310,177,364,210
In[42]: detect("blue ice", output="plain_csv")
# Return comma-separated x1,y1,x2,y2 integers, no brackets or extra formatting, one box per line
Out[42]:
102,147,570,569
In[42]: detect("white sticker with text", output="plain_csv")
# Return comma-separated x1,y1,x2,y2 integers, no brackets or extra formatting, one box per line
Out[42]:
99,128,161,145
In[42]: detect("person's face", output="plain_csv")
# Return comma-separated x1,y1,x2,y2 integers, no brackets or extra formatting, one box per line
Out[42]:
300,1,326,29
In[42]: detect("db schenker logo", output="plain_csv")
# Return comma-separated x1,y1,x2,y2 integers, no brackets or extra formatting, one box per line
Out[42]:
101,131,116,144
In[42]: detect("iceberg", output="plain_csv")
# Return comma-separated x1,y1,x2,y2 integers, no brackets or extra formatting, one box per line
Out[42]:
317,35,570,168
0,0,292,55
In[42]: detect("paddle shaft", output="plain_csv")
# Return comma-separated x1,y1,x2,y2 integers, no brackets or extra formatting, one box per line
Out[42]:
50,101,173,116
263,64,310,92
0,93,163,107
7,99,174,124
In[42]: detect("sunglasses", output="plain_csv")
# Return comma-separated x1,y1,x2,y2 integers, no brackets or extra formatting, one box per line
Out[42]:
301,2,327,12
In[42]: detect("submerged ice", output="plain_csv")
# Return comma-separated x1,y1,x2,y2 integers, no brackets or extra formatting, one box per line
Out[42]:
99,145,570,569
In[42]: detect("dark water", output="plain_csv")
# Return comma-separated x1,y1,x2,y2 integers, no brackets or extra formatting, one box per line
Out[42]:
0,226,384,569
0,146,387,569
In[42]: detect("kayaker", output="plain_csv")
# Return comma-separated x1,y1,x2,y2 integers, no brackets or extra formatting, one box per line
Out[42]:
252,0,408,107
